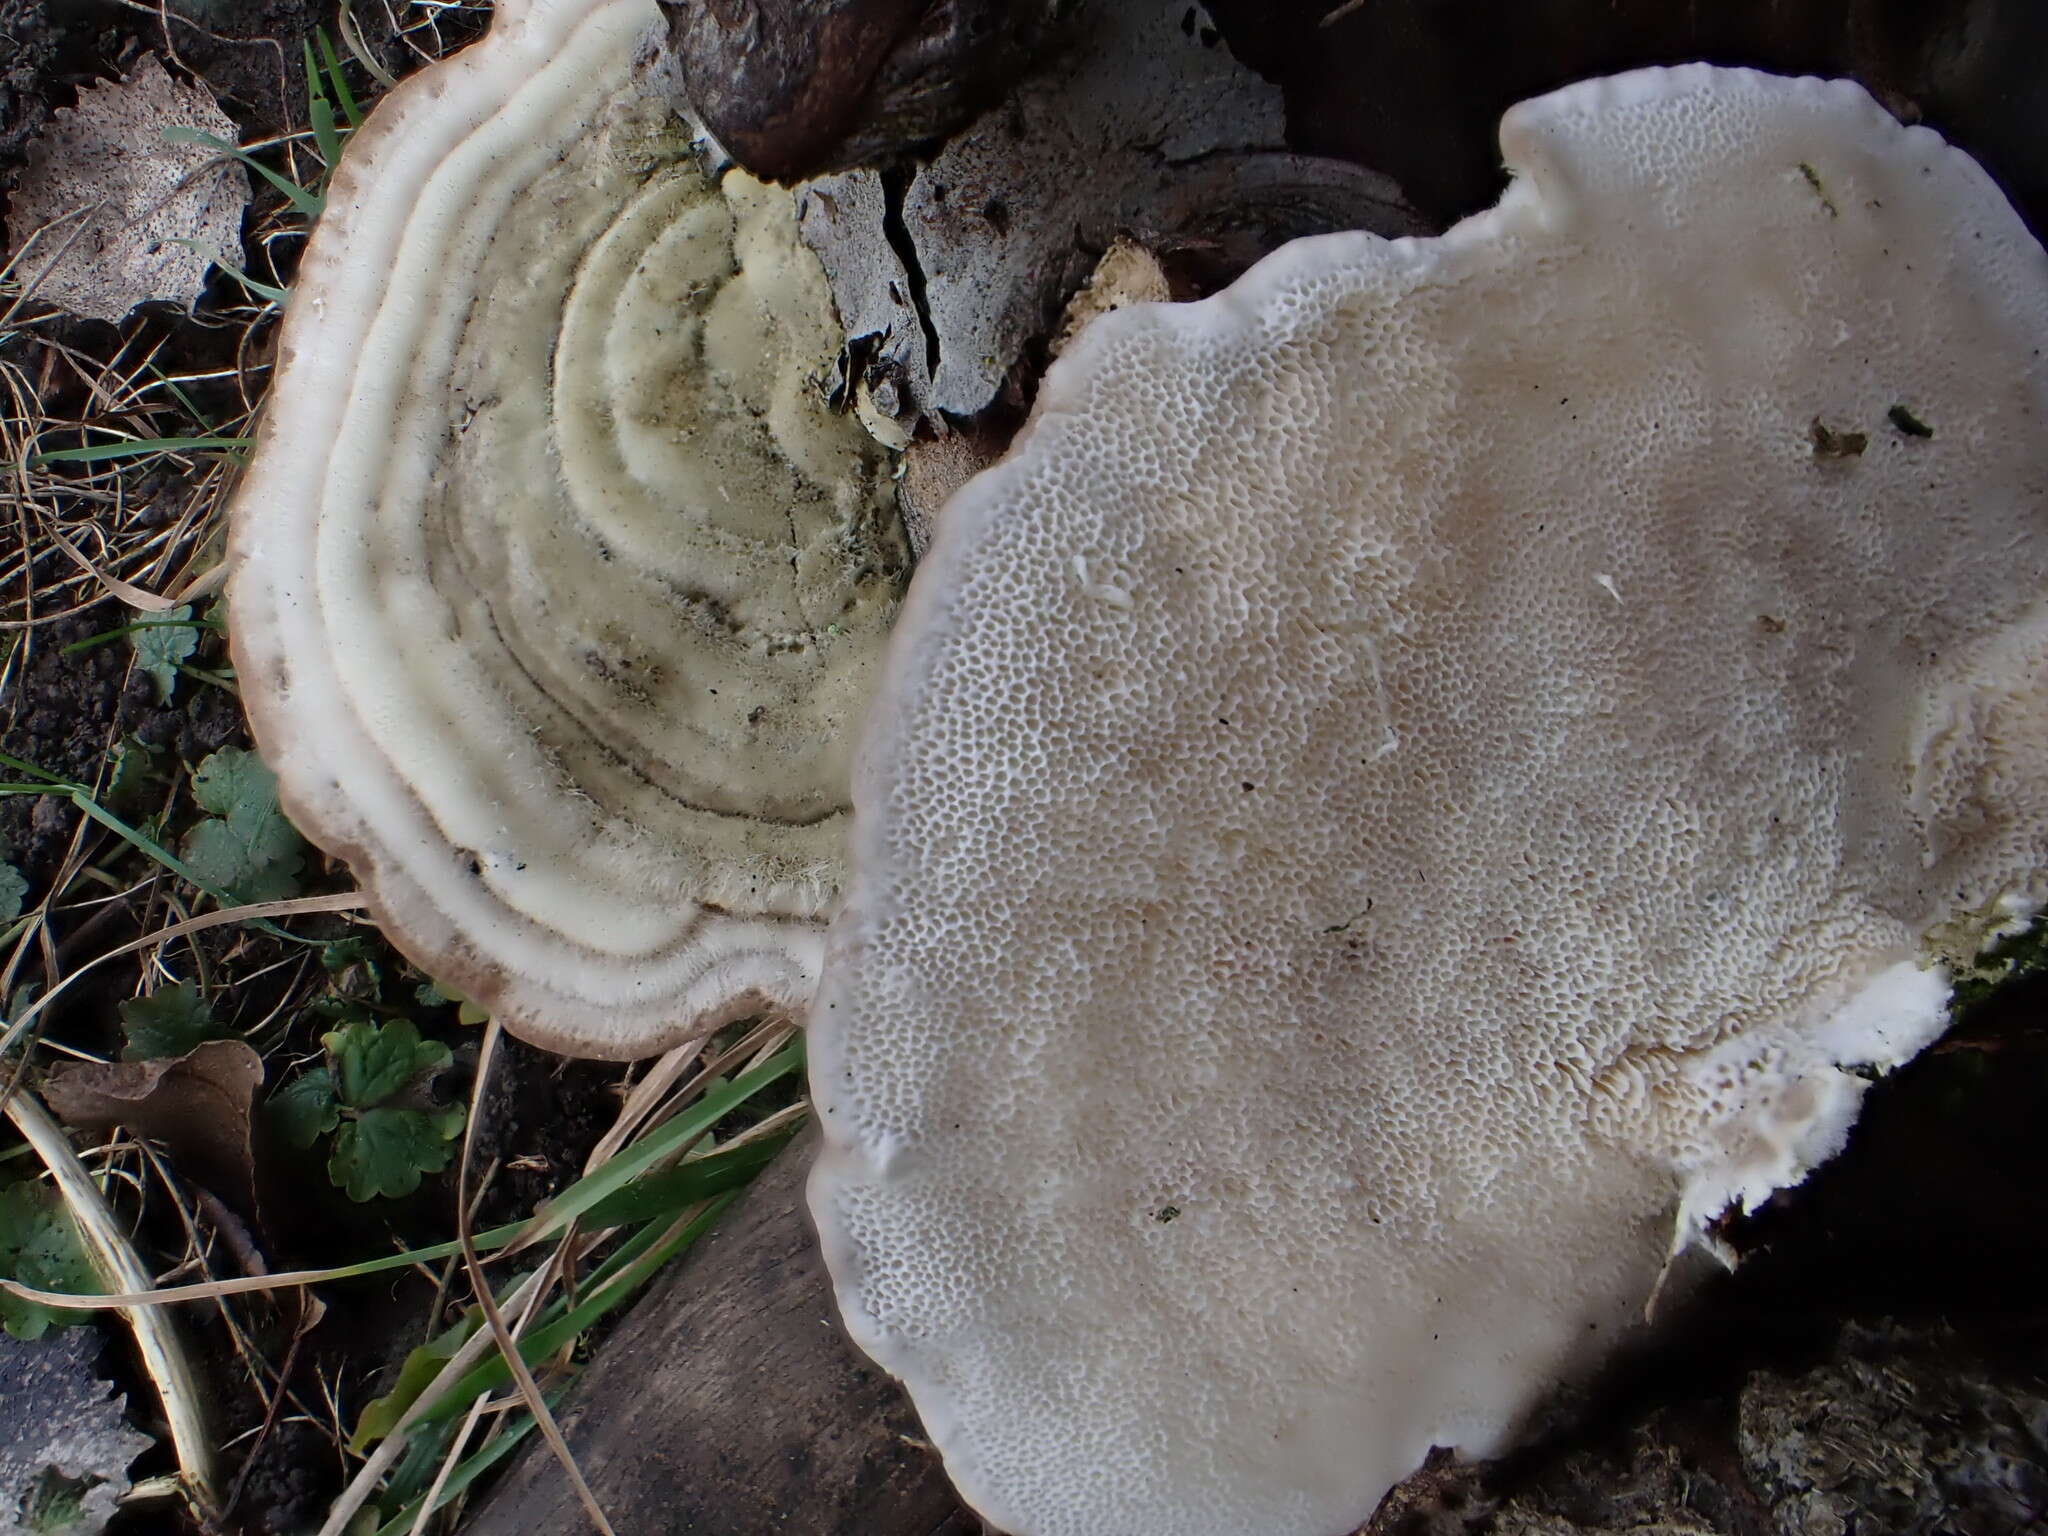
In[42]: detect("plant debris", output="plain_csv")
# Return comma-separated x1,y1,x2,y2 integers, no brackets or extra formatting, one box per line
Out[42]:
42,1040,265,1223
0,1327,153,1536
1809,416,1867,458
1888,402,1936,437
4,55,250,324
1797,159,1839,216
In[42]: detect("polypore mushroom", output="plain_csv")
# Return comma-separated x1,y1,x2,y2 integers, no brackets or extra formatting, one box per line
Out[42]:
229,0,910,1057
810,65,2048,1536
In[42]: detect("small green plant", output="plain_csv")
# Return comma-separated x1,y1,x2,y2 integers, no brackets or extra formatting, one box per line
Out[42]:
303,27,365,185
127,605,201,703
104,734,167,811
182,745,307,902
270,1017,465,1201
0,1179,97,1340
118,980,229,1060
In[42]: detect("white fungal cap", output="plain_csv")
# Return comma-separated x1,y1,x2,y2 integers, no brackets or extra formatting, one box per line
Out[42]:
229,0,909,1057
810,66,2048,1536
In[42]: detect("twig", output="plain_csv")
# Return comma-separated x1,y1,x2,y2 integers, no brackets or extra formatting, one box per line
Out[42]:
0,890,369,1071
4,1087,221,1522
311,1258,562,1536
458,1020,617,1534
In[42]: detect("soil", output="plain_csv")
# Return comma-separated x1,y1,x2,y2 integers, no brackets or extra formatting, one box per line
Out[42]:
1,612,243,875
0,0,458,195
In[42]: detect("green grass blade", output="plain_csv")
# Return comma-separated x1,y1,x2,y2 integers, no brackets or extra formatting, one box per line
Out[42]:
304,43,341,176
160,236,291,306
141,363,212,429
354,1126,804,1449
308,93,339,175
580,1128,793,1227
316,27,364,129
509,1040,805,1246
413,1196,736,1429
29,434,253,465
0,752,67,787
372,1405,546,1536
159,126,324,217
354,1210,698,1449
11,1128,804,1308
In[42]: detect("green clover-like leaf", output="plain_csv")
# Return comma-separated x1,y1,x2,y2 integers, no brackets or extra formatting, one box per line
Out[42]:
129,604,197,705
274,1019,464,1201
0,1180,99,1341
0,861,26,924
182,746,306,901
328,1105,465,1202
118,979,226,1060
106,733,167,810
269,1066,342,1150
325,1017,449,1110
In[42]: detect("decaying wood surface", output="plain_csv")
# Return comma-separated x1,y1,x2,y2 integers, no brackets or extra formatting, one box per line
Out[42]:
1205,0,2048,237
658,0,1068,183
460,1126,979,1536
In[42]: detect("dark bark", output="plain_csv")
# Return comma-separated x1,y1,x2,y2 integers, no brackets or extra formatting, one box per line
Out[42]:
1205,0,2048,239
459,1126,976,1536
659,0,1071,183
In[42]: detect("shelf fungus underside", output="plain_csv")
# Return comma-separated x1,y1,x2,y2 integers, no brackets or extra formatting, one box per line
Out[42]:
810,67,2048,1536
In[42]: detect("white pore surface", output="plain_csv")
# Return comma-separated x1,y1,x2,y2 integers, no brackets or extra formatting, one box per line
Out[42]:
811,67,2048,1536
229,0,908,1057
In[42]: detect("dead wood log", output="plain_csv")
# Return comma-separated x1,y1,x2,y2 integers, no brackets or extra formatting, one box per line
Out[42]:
1205,0,2048,238
459,1126,978,1536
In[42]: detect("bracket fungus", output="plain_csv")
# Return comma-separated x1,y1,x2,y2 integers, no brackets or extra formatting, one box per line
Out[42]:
810,66,2048,1536
229,0,910,1057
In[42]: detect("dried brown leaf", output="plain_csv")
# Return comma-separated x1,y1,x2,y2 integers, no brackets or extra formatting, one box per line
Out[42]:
5,55,250,323
43,1040,263,1222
